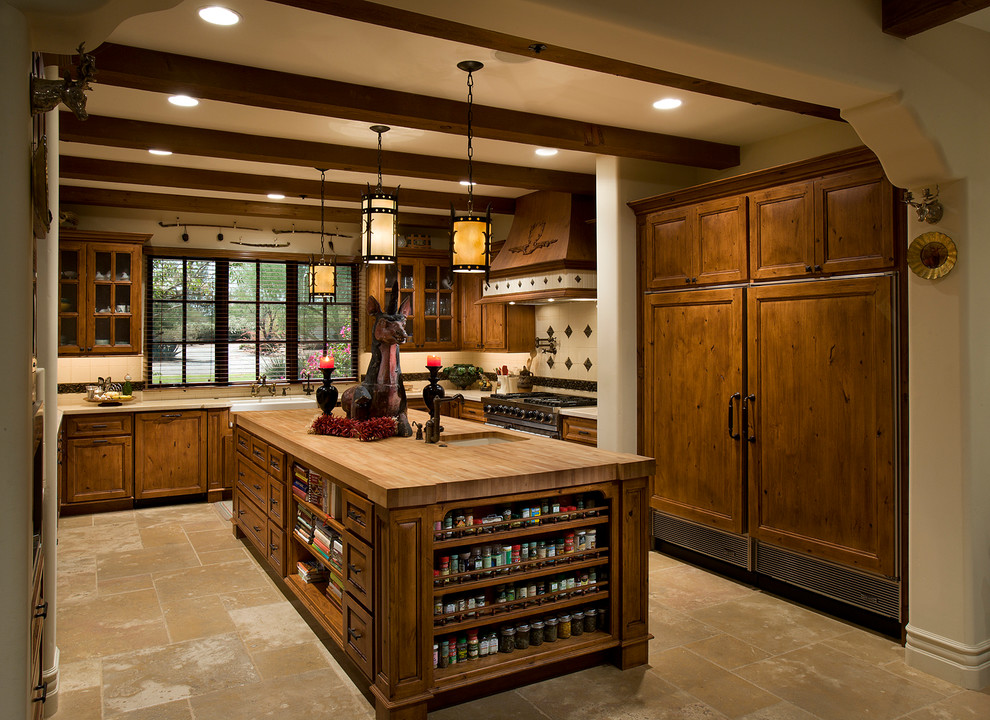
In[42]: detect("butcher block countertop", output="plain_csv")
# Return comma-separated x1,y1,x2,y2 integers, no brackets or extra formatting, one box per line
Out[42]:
234,408,653,509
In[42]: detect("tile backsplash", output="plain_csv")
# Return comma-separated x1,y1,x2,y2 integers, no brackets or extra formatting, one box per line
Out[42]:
57,355,144,385
532,303,597,382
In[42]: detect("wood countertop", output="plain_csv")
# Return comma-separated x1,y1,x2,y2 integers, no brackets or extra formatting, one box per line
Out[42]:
235,409,653,509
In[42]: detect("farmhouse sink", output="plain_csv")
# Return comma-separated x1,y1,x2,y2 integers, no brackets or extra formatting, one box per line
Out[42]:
228,396,318,412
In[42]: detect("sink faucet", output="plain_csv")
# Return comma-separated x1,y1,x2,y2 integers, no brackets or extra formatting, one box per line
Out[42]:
300,369,314,395
424,394,464,443
250,375,267,397
268,381,277,396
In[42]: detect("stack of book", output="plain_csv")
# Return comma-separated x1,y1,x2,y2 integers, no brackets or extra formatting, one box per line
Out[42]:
291,463,308,501
294,506,315,545
307,469,325,509
297,559,329,584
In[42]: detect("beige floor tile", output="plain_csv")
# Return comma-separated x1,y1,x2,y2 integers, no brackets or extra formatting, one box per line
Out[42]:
229,601,320,652
58,566,98,605
186,528,244,554
59,524,144,561
735,644,945,720
821,629,904,666
162,594,237,643
649,647,780,719
689,594,848,655
648,602,721,654
218,584,287,611
58,658,102,691
881,660,964,696
153,560,271,604
139,523,190,548
189,667,374,720
102,633,260,715
99,573,155,596
650,564,756,612
57,588,169,662
181,518,229,533
105,698,193,720
93,510,139,526
901,690,990,719
249,640,331,680
59,514,95,529
197,547,250,565
98,544,202,581
685,633,774,671
134,504,220,529
649,551,686,572
736,701,821,720
51,686,102,720
429,690,552,719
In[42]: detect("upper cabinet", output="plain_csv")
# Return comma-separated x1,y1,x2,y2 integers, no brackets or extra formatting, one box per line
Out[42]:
59,230,150,355
459,275,535,352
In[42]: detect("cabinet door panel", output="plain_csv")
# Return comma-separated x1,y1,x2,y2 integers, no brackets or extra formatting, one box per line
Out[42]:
644,208,694,290
459,274,484,349
135,411,208,499
749,182,815,280
747,277,895,575
65,436,133,503
643,288,745,532
696,195,748,285
817,167,895,274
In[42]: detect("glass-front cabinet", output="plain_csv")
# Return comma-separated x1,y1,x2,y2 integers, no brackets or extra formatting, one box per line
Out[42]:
59,230,150,355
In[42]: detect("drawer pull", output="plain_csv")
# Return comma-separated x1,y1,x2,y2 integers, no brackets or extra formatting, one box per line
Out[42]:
90,424,108,429
346,510,365,525
270,498,278,506
161,413,182,419
238,509,247,516
347,563,361,574
253,450,264,459
238,471,245,478
270,543,278,552
91,439,108,444
253,483,262,490
34,601,48,619
577,430,590,436
252,525,262,533
348,627,363,641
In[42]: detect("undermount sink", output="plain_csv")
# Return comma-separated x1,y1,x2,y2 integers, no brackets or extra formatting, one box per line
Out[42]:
228,396,318,412
439,431,525,447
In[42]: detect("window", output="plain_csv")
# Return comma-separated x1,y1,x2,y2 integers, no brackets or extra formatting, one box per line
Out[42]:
146,256,358,386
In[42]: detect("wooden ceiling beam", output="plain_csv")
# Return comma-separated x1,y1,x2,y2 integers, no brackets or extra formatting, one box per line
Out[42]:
51,43,739,169
268,0,843,122
59,156,517,214
882,0,990,37
59,186,450,229
59,114,595,194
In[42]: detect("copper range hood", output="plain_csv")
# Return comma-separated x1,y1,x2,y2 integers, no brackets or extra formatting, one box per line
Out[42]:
479,191,596,304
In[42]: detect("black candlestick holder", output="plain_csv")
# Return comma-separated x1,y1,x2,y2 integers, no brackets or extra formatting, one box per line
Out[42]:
316,367,338,415
423,365,445,418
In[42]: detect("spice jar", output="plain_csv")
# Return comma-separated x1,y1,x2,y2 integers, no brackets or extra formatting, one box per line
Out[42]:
467,630,479,660
597,607,608,632
558,613,572,639
571,610,584,636
587,528,597,549
544,616,558,642
530,620,545,647
439,639,449,668
515,623,530,650
457,635,468,662
499,626,515,653
584,608,597,633
433,642,439,668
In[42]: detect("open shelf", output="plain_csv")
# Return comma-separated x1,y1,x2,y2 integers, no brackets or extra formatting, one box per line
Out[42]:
293,495,345,535
434,588,609,635
285,574,343,644
433,513,609,550
434,552,608,596
291,532,342,576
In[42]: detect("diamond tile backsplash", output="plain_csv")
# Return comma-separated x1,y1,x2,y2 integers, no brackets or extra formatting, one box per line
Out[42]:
532,302,596,382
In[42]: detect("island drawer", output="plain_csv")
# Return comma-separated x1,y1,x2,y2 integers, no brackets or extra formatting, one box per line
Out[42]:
343,489,373,545
343,596,373,679
561,416,598,446
233,425,252,457
234,489,267,553
461,399,486,423
267,446,285,483
267,522,285,576
66,413,133,437
249,435,268,469
235,455,268,509
344,534,373,611
267,477,286,528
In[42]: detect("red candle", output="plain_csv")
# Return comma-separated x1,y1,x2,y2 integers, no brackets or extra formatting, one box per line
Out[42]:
427,354,441,368
319,353,334,369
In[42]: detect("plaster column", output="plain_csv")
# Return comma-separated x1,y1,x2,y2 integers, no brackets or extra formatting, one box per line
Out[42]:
0,4,37,718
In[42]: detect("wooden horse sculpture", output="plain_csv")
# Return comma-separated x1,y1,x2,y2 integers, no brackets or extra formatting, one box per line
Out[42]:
341,289,413,437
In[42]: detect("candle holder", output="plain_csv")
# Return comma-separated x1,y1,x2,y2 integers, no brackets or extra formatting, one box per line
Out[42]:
422,365,445,418
316,367,338,415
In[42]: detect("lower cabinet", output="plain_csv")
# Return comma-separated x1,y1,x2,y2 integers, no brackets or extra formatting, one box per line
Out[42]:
63,413,133,504
207,408,232,499
561,415,597,446
232,426,287,576
134,411,208,499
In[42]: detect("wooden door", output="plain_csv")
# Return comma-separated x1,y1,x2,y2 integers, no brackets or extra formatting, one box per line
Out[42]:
644,207,695,290
420,260,457,350
58,241,87,354
207,408,231,492
481,304,507,350
65,436,133,503
696,195,748,286
816,166,896,275
84,243,142,354
134,411,208,499
747,277,896,575
749,181,815,280
643,288,746,532
459,274,484,349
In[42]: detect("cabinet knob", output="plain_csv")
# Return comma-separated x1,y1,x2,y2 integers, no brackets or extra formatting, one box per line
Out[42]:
805,265,813,272
348,562,361,574
348,627,363,641
814,265,822,272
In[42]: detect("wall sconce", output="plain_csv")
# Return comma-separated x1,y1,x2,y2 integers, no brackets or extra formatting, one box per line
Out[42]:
361,125,398,264
903,186,943,224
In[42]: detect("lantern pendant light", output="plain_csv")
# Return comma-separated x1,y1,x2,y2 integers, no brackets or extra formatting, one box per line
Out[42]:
450,60,491,276
309,168,336,299
361,125,398,264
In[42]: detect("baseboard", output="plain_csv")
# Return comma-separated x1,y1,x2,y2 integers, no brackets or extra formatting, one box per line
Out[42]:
42,647,59,717
905,624,990,690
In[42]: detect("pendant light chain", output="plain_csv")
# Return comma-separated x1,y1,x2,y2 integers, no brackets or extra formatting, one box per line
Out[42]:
466,68,475,214
376,130,384,192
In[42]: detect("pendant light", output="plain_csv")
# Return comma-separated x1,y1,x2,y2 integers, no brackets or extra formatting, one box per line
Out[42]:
361,125,399,264
449,60,491,276
309,168,336,299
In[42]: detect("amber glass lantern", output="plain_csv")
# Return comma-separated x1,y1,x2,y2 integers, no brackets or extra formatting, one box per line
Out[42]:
450,61,491,277
361,125,398,265
308,168,336,299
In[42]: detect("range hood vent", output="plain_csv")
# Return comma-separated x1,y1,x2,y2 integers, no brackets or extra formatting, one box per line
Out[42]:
481,191,596,304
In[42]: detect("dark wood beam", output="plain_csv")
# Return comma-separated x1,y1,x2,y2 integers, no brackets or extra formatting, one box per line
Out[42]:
882,0,990,37
59,114,595,194
52,43,739,169
59,156,516,214
59,185,449,229
268,0,843,122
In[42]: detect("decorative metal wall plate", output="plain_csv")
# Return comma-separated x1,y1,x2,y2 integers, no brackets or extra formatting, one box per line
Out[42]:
907,231,957,279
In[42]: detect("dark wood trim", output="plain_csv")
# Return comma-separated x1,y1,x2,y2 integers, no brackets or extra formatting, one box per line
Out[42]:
269,0,842,122
882,0,990,38
60,156,517,215
53,43,738,169
60,114,594,194
59,185,450,229
143,245,364,264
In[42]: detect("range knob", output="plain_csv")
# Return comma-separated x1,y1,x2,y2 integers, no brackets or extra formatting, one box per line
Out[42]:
483,404,492,413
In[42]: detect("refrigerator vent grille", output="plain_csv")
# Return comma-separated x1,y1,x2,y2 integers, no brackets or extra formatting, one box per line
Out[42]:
755,542,901,619
652,511,749,568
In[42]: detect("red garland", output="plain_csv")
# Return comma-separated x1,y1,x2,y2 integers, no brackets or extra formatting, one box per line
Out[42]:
310,414,397,442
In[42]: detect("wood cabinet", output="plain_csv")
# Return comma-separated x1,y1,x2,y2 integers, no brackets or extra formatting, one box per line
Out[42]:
63,413,133,504
134,411,207,499
561,415,598,446
232,425,289,575
460,398,485,423
643,194,748,290
58,230,149,355
459,274,535,351
207,408,232,501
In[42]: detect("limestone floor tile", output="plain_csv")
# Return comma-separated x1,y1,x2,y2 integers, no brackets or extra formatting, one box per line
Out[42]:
428,689,552,719
685,633,773,671
197,547,250,565
186,527,244,554
649,564,756,612
880,660,964,696
153,560,271,604
736,701,821,720
218,584,287,611
162,594,237,643
734,644,945,720
93,510,140,526
105,699,194,720
648,602,720,654
57,588,169,662
135,503,220,528
97,544,202,581
99,573,155,596
229,601,321,652
58,658,102,691
688,594,849,656
101,633,260,715
902,690,990,719
189,667,374,720
138,522,191,548
58,565,98,605
820,629,904,666
180,518,229,533
51,686,102,720
59,514,95,529
249,640,332,680
648,550,685,572
59,523,144,560
649,646,780,719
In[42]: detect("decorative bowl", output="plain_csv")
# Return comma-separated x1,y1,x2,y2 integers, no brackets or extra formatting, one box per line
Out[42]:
444,363,482,389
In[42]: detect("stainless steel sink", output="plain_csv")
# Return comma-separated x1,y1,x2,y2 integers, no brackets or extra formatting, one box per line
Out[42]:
439,432,524,447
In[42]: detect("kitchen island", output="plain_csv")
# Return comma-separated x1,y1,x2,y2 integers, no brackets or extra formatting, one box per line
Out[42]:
231,408,653,719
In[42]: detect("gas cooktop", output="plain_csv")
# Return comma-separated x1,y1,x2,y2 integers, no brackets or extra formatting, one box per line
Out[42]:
488,392,597,408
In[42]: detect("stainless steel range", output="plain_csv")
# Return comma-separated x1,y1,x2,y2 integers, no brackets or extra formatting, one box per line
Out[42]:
483,392,597,438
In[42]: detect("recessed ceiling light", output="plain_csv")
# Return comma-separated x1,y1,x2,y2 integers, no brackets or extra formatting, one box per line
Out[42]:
148,149,172,156
168,95,199,107
267,193,285,200
459,180,476,187
653,98,682,110
198,6,241,25
535,148,558,157
547,298,555,302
